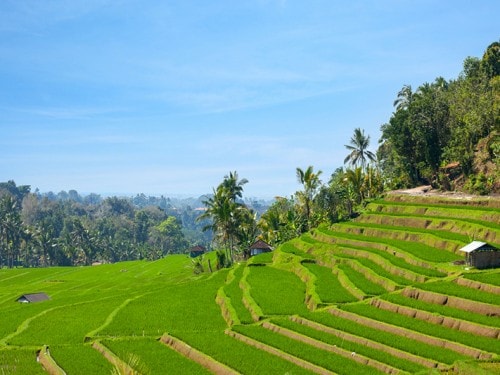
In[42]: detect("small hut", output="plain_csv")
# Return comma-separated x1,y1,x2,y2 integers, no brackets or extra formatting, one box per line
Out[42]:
16,292,50,303
459,241,500,269
249,240,273,257
189,245,206,258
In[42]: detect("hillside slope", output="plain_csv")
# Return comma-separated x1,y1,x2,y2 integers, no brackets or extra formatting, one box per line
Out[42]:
0,194,499,374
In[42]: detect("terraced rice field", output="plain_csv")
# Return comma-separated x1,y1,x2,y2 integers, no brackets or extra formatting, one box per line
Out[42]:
0,194,499,374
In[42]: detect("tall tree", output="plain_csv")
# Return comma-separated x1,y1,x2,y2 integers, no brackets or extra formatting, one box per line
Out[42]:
197,171,252,265
344,128,376,170
296,166,322,231
393,84,413,111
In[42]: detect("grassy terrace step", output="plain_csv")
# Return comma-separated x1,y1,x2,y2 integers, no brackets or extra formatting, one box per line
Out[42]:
233,324,384,375
381,293,500,330
358,212,499,246
370,298,500,340
463,271,500,287
334,222,465,257
313,229,446,276
368,199,500,227
182,330,316,375
0,348,45,374
302,263,358,304
337,263,388,296
318,225,460,263
50,344,114,374
223,264,254,324
340,303,500,356
246,265,309,316
335,252,412,286
351,216,473,243
337,257,400,292
401,288,500,318
414,280,500,306
380,194,500,209
279,242,316,260
302,311,463,365
274,317,429,373
307,231,443,279
261,320,403,374
103,337,211,375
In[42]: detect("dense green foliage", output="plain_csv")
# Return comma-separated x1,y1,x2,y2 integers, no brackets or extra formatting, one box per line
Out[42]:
0,181,203,267
379,41,499,193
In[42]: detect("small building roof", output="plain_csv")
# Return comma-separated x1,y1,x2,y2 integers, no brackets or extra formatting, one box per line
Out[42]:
16,292,50,303
459,241,488,253
189,245,206,253
249,240,273,251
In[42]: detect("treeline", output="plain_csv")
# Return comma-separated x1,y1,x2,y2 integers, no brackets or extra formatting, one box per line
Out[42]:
0,181,212,268
378,40,499,194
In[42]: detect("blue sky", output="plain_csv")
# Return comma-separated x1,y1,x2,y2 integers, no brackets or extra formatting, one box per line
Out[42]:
1,1,499,198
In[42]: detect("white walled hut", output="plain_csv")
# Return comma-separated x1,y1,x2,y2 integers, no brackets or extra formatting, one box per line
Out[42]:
460,241,500,269
249,240,273,257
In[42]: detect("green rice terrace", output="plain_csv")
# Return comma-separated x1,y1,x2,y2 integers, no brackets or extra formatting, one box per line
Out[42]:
1,194,499,374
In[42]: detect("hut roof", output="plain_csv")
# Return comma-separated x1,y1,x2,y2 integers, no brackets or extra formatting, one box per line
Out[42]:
459,241,489,253
189,245,206,253
16,292,50,303
249,240,272,251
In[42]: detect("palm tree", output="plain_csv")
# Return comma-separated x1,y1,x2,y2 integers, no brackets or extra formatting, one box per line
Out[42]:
393,84,413,111
0,195,23,268
197,171,251,265
344,128,376,170
221,171,248,201
296,166,322,231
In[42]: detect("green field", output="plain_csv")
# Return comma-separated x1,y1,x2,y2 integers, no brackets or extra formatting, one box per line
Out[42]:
1,195,499,374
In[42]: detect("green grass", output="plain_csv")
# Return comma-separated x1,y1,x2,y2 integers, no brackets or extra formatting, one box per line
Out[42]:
100,271,228,337
330,242,446,278
334,223,462,263
271,317,426,373
249,251,274,264
415,281,500,305
341,303,500,355
0,348,45,374
382,293,500,328
302,263,358,303
318,226,460,263
223,264,254,323
463,272,500,286
335,254,412,285
368,200,500,229
337,263,388,296
349,220,472,243
233,324,384,375
303,311,467,365
9,295,126,346
246,265,308,315
51,344,115,375
103,338,211,375
0,195,498,374
280,242,315,259
180,330,315,375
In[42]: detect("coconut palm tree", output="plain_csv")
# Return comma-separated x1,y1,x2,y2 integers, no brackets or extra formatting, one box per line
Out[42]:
343,128,376,170
221,171,248,201
296,166,322,231
197,171,251,265
393,84,413,111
